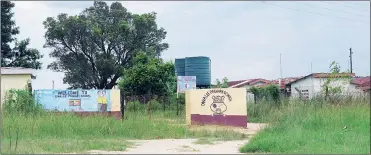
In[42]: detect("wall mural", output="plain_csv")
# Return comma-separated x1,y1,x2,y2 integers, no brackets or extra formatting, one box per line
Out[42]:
186,88,247,128
34,89,111,112
200,89,233,115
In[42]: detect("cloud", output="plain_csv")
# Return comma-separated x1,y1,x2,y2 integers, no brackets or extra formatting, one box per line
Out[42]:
12,1,370,89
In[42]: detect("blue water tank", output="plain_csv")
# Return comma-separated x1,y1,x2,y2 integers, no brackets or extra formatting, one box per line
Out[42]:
175,58,185,76
185,56,211,86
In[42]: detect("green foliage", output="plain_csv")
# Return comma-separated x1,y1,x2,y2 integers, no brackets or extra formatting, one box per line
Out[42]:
43,1,168,89
2,110,243,153
250,84,280,105
2,89,44,115
213,77,229,88
1,1,18,55
118,52,176,97
241,98,370,154
321,61,352,99
124,93,185,115
1,1,43,69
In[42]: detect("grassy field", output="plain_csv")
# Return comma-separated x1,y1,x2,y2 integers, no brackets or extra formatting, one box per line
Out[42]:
2,90,370,154
1,110,245,154
241,98,370,154
1,91,246,153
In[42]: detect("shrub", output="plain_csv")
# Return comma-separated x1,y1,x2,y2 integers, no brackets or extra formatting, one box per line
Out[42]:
2,89,44,115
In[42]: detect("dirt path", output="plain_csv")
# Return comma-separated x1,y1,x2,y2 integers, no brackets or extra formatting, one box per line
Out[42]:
89,139,249,154
82,123,267,154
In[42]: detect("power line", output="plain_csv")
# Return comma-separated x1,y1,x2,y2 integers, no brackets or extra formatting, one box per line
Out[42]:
294,1,368,17
260,2,368,24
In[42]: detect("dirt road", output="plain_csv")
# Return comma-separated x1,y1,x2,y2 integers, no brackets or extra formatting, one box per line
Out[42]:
89,139,249,154
82,123,267,154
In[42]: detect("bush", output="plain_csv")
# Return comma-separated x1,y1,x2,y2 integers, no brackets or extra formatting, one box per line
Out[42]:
124,93,185,112
2,89,44,115
250,85,281,106
241,95,370,153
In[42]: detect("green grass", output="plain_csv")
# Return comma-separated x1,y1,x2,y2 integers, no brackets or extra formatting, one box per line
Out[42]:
1,110,244,154
1,138,133,154
193,138,215,145
241,100,370,154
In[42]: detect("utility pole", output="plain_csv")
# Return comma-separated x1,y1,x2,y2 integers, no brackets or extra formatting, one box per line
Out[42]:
280,53,283,79
349,48,353,74
279,53,283,89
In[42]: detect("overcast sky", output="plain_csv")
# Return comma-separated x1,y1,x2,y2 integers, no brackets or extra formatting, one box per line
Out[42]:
12,1,370,89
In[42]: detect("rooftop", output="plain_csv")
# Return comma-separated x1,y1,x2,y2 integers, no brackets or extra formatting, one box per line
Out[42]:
351,76,370,91
1,67,36,75
228,78,270,88
286,73,356,86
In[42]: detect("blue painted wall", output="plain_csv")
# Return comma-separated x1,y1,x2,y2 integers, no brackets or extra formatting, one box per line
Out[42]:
34,89,111,112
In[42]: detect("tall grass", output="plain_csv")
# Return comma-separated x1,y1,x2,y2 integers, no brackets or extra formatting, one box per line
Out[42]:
241,95,370,154
1,90,244,153
2,89,44,115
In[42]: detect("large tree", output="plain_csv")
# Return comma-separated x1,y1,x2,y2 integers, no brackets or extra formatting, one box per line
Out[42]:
43,1,168,89
1,1,43,69
118,52,176,97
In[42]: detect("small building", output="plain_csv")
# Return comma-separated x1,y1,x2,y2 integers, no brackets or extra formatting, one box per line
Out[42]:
285,73,358,99
227,79,270,103
1,67,35,104
350,76,371,93
228,79,270,88
268,77,303,90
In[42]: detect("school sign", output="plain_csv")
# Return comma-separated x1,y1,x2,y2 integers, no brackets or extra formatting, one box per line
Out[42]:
177,76,197,93
34,89,121,113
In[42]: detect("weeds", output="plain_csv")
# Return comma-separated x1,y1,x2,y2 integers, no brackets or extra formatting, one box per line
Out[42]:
2,89,44,116
241,95,370,154
1,90,242,154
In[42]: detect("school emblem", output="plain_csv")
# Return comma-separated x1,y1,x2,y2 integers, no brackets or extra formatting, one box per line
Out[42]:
201,89,232,115
210,95,227,115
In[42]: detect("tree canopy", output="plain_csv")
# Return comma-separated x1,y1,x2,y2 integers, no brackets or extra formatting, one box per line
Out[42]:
43,1,168,89
1,1,43,69
118,52,176,97
213,77,229,88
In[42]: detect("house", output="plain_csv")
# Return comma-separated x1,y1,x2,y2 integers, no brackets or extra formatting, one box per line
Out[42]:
285,73,357,99
1,67,35,104
268,77,303,90
227,79,270,103
228,78,270,88
350,76,370,93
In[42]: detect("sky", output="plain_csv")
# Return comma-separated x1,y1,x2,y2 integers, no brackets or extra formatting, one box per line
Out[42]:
12,1,370,89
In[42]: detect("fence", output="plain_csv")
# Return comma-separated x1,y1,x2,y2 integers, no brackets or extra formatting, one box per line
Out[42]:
249,91,370,105
122,93,185,118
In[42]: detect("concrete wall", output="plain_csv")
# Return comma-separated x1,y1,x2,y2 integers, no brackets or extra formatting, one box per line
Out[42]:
110,89,121,111
34,89,121,113
290,76,365,99
246,91,255,104
185,88,247,127
1,74,32,104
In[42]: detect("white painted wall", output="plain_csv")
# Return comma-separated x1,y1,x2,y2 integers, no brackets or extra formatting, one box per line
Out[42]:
290,76,365,99
246,91,255,103
238,82,266,104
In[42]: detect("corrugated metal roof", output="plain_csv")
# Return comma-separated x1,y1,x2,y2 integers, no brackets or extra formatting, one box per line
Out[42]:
229,79,270,88
285,73,355,86
351,76,370,91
